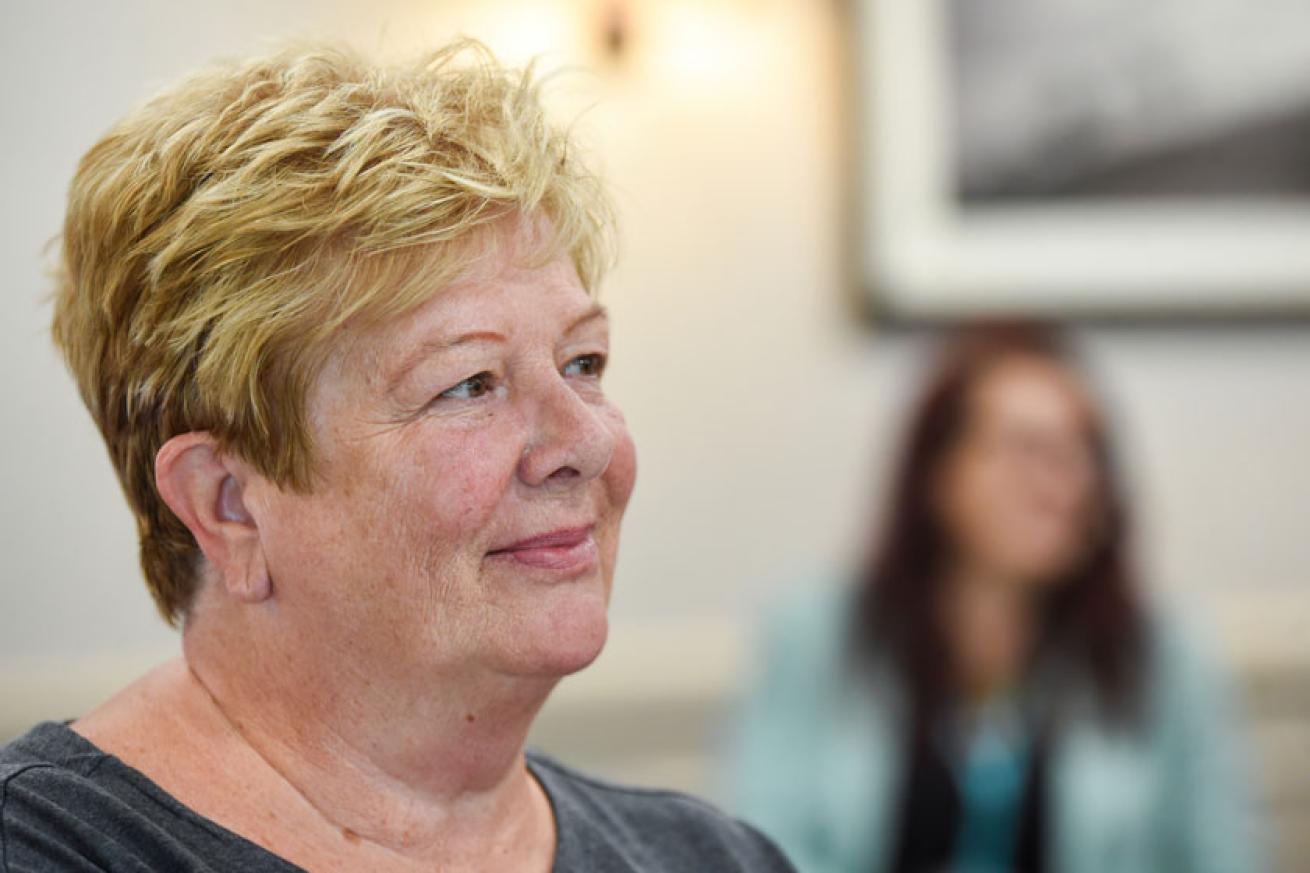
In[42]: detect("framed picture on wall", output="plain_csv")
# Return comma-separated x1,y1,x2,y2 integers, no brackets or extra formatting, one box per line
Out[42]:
854,0,1310,320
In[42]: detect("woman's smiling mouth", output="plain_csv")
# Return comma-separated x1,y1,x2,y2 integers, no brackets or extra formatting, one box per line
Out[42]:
486,524,599,574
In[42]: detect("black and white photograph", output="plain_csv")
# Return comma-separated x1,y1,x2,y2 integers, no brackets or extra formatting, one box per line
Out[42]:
858,0,1310,318
952,0,1310,202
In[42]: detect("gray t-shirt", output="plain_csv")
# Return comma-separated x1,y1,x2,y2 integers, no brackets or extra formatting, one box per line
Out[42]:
0,722,794,872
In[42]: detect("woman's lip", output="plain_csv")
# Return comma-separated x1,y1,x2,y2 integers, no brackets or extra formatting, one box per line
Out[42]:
489,525,594,553
486,525,599,574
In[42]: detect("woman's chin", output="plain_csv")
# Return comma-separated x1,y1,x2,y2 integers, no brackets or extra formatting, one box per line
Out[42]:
497,583,610,677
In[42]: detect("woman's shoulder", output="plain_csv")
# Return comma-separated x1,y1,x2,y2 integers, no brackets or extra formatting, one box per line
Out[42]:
1143,599,1221,666
526,751,796,872
0,722,150,868
1136,598,1246,726
2,719,100,767
755,578,857,664
0,721,300,872
1,723,112,870
0,721,115,810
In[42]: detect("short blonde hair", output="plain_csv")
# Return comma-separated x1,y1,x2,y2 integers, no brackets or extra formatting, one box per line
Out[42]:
52,39,616,624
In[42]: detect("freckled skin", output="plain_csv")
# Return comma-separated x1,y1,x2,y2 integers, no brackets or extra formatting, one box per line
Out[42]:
245,248,638,685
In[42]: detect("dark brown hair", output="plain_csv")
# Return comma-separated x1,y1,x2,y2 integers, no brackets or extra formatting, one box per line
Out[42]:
852,321,1145,723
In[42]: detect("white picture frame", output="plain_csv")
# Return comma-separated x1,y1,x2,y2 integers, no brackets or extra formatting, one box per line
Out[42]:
854,0,1310,320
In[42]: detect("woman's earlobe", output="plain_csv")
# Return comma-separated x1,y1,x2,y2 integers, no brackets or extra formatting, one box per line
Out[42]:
229,548,273,603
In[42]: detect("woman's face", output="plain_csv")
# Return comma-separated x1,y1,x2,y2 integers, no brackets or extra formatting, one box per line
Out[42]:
935,355,1100,590
243,227,637,683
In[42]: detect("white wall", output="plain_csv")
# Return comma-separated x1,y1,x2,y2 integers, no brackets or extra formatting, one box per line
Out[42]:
2,0,1307,688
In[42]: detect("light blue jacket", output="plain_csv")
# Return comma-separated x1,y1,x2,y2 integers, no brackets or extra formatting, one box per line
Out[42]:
724,585,1266,873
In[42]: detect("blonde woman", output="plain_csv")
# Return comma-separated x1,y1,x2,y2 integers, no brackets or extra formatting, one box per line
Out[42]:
0,41,795,873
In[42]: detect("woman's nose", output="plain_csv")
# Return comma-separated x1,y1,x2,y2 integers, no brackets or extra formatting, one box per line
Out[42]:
517,374,616,490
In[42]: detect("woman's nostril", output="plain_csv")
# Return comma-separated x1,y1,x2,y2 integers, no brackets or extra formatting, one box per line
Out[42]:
547,466,581,483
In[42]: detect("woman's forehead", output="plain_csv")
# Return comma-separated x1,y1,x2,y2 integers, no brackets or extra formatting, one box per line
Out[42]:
386,251,594,343
973,355,1092,430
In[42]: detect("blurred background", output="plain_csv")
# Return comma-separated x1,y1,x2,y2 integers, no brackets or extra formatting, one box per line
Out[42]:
1,0,1307,868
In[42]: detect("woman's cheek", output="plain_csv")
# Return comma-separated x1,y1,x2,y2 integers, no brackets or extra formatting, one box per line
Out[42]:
412,418,524,530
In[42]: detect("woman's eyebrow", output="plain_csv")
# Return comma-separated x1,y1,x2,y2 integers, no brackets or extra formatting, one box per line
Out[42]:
384,330,507,394
383,304,607,394
566,302,608,333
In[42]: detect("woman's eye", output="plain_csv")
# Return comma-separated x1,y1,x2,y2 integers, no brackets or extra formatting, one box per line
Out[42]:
437,371,497,401
563,353,606,379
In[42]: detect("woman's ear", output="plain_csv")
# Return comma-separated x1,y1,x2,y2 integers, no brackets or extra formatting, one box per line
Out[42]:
155,433,272,603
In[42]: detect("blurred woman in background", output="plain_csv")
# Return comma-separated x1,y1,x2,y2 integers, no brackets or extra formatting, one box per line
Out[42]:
728,323,1263,873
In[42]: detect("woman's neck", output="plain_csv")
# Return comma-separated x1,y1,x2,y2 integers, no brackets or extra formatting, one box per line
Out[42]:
78,600,559,871
940,567,1042,705
184,599,561,863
